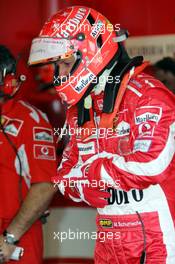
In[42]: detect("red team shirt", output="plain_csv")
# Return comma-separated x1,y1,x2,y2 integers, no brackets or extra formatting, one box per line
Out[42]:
0,99,57,263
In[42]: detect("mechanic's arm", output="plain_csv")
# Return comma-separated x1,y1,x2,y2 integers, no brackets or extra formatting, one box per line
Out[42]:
6,182,55,240
87,88,175,191
0,183,56,262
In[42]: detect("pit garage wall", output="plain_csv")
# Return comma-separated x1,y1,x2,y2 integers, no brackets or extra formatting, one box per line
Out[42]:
1,0,175,263
1,0,175,97
1,0,175,55
43,207,96,263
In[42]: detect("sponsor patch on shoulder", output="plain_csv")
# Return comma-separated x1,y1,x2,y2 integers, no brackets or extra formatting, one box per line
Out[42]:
2,116,23,136
99,219,113,228
33,127,54,142
135,106,162,125
34,144,56,160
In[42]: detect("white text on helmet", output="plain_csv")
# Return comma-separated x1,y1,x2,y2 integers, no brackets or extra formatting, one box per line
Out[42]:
61,8,87,38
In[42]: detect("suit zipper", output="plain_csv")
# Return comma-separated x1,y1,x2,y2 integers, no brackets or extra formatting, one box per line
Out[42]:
94,111,100,155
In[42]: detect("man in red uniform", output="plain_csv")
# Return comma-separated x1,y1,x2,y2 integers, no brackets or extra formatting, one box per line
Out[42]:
28,6,175,264
0,45,57,263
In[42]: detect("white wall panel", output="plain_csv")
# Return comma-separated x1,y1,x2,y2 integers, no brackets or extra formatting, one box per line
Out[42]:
43,207,96,258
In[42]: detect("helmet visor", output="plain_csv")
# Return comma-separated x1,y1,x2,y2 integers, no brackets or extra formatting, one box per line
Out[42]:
28,37,74,66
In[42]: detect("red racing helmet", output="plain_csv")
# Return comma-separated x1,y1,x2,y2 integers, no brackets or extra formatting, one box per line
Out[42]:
28,6,119,105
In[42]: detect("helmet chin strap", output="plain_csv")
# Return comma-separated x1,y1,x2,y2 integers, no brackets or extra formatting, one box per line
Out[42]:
77,50,120,126
92,61,118,96
83,63,118,111
77,47,143,126
102,48,143,113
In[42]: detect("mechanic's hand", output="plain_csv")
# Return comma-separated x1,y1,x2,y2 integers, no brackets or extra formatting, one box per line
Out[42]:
0,235,16,263
75,183,111,208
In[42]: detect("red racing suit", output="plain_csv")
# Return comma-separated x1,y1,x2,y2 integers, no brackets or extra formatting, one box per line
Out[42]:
57,68,175,263
0,99,57,264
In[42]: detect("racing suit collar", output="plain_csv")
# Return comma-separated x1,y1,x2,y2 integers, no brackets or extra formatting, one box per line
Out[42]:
78,61,149,140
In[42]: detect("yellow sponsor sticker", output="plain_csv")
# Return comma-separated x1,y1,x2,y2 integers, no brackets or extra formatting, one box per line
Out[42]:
99,219,113,228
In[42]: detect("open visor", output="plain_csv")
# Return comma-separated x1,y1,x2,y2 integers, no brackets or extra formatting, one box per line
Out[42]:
28,37,75,66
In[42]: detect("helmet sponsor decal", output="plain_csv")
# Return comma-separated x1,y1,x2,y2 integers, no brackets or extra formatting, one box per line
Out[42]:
91,20,104,39
59,7,88,38
71,69,96,94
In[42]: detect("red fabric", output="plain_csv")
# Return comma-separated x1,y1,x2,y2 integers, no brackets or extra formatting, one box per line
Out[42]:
0,99,57,219
88,77,175,190
95,213,167,263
